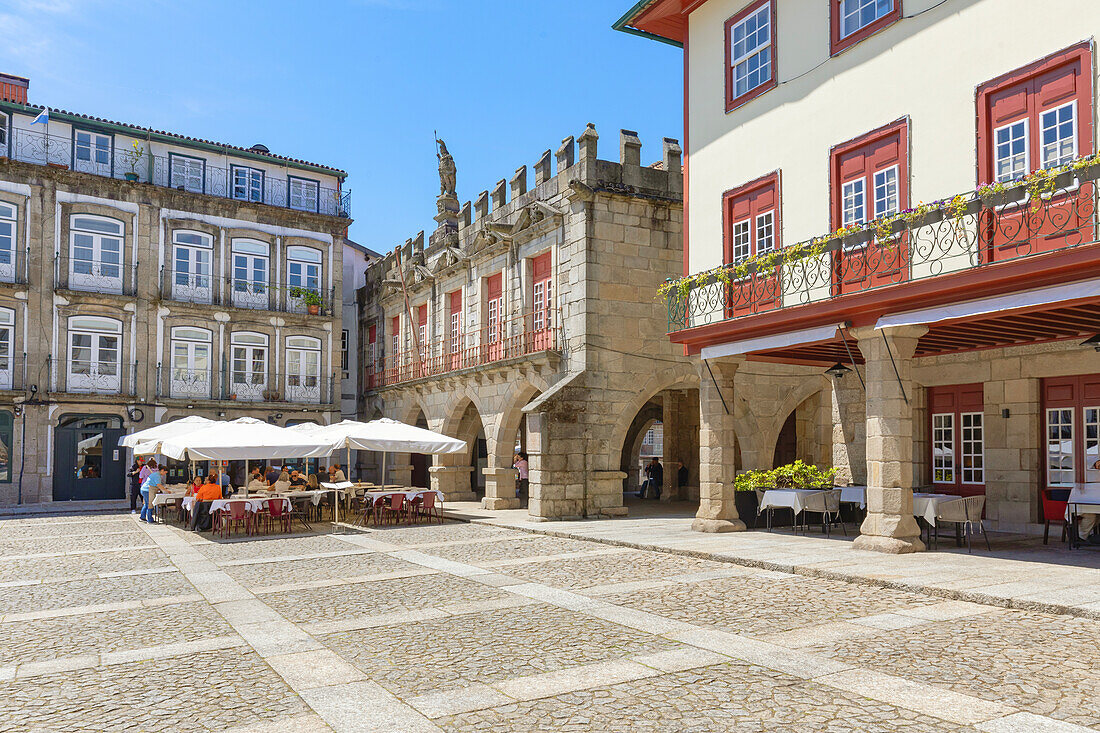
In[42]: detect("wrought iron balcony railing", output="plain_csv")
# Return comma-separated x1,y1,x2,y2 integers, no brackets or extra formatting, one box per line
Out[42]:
7,127,351,217
368,310,561,388
0,355,28,392
155,364,335,405
665,159,1100,332
56,255,138,296
159,268,336,315
49,358,138,396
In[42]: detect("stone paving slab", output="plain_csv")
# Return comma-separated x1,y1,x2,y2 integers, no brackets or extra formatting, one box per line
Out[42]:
222,552,425,590
0,570,195,614
0,547,171,583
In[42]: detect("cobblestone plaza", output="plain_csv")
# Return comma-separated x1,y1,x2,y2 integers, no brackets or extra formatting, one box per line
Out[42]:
0,512,1096,732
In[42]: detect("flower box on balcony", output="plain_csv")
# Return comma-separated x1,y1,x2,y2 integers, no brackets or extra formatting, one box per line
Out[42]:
47,163,68,170
1051,170,1079,191
980,186,1026,208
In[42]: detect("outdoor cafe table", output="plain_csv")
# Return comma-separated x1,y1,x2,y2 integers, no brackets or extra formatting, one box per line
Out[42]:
1066,484,1100,549
758,489,832,516
151,490,187,507
912,492,957,526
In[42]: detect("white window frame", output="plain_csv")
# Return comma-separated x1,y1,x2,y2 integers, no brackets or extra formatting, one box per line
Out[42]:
1040,101,1077,171
74,129,111,172
285,335,321,403
231,238,270,310
1046,407,1075,487
0,201,16,283
289,177,319,213
67,315,122,394
0,307,14,390
230,331,268,402
873,165,899,219
1085,406,1100,483
0,112,9,151
959,411,984,485
231,165,264,203
341,329,349,372
841,178,866,227
169,326,212,399
731,219,751,263
171,230,214,304
487,295,501,344
286,245,323,313
931,412,955,485
169,153,205,194
755,210,775,255
994,119,1029,183
69,214,124,294
729,4,772,101
839,0,894,39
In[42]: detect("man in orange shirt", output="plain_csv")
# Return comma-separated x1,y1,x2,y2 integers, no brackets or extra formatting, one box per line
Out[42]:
190,475,223,532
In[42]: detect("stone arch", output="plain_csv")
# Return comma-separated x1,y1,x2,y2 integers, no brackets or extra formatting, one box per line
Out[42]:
604,363,698,472
755,376,830,469
432,393,489,501
490,377,548,470
620,403,664,489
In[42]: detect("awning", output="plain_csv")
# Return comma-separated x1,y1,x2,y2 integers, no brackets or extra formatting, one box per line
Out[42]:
700,324,841,360
875,278,1100,330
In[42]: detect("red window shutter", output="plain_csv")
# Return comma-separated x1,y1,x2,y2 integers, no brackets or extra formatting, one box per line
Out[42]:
532,252,551,283
368,325,376,344
829,119,908,229
449,289,462,313
391,316,399,339
722,172,781,264
487,273,502,300
977,43,1093,184
417,304,427,328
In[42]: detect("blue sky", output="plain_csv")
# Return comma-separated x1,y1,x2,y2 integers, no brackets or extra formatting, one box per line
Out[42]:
0,0,683,249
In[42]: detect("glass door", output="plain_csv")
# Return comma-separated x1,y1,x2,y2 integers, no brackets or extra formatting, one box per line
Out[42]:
232,252,268,309
927,384,985,496
169,328,212,399
285,337,321,403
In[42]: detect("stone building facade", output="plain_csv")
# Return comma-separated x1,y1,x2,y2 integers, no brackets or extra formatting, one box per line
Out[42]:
360,126,694,519
0,76,349,506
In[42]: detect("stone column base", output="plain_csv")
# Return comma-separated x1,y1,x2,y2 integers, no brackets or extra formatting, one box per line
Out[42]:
482,496,521,510
691,518,746,533
429,466,477,502
852,535,925,554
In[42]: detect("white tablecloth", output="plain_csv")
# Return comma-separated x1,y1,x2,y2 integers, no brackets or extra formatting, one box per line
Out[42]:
1066,484,1100,521
285,489,344,506
151,491,187,507
364,489,444,502
912,493,957,527
758,489,828,515
209,498,290,514
839,486,866,507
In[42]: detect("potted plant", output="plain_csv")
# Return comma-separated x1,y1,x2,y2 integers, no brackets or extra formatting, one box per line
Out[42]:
124,140,143,182
733,469,773,522
290,286,323,315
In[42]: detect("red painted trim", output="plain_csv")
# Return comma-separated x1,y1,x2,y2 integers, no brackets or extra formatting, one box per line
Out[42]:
724,0,778,113
829,0,902,56
828,117,910,230
721,171,781,264
975,41,1094,186
670,244,1100,353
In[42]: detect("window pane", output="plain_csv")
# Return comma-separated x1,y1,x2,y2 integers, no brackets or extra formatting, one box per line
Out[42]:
732,220,751,262
1040,104,1076,170
874,167,898,218
755,211,774,254
1047,408,1075,485
840,0,893,38
730,6,771,99
842,179,866,226
995,121,1028,182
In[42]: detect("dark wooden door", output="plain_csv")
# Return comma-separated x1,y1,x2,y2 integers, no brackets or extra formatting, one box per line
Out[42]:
772,411,797,468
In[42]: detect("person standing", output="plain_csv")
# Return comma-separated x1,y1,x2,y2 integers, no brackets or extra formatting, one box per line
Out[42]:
643,458,663,500
513,452,529,499
139,463,166,523
126,457,145,514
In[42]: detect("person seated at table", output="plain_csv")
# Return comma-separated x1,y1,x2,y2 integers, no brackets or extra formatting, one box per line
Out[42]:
328,464,347,483
289,470,307,487
307,472,320,490
278,466,290,484
265,464,281,486
188,473,204,496
217,469,231,497
189,474,223,532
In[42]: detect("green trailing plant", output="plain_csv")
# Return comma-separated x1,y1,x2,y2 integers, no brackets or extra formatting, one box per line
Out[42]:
125,140,144,178
289,287,323,307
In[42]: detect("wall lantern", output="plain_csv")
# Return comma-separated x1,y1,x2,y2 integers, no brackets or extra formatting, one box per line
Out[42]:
1081,334,1100,352
824,362,852,379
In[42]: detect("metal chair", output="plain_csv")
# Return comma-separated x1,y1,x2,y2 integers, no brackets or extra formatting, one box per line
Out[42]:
933,495,990,552
801,489,846,537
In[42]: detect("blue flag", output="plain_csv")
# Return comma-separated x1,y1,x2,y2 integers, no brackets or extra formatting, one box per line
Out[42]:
31,107,49,125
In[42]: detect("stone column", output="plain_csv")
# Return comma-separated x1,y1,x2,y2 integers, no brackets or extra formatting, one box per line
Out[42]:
693,359,746,533
482,467,520,510
387,453,413,488
852,325,927,554
429,453,476,502
661,390,684,502
588,471,628,517
831,370,867,485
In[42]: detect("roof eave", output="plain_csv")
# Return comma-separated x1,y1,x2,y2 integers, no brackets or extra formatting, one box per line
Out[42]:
612,0,685,47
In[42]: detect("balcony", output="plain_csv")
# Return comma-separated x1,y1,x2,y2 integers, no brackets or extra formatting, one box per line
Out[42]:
155,366,334,405
665,159,1100,334
56,255,138,296
0,355,28,391
7,127,351,217
369,311,561,388
51,358,138,396
160,269,336,316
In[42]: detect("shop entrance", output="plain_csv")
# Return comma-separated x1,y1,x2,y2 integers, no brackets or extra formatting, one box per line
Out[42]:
54,414,126,501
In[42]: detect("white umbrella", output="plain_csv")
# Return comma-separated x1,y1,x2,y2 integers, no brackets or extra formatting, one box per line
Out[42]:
157,417,333,462
120,416,216,449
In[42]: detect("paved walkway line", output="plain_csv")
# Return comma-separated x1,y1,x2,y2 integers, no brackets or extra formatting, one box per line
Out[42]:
0,565,178,589
133,519,443,733
336,531,1081,731
2,635,246,680
0,544,160,562
440,506,1100,621
0,593,204,624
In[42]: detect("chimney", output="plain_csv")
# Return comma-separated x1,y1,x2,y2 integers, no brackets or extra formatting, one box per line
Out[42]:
0,73,29,105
